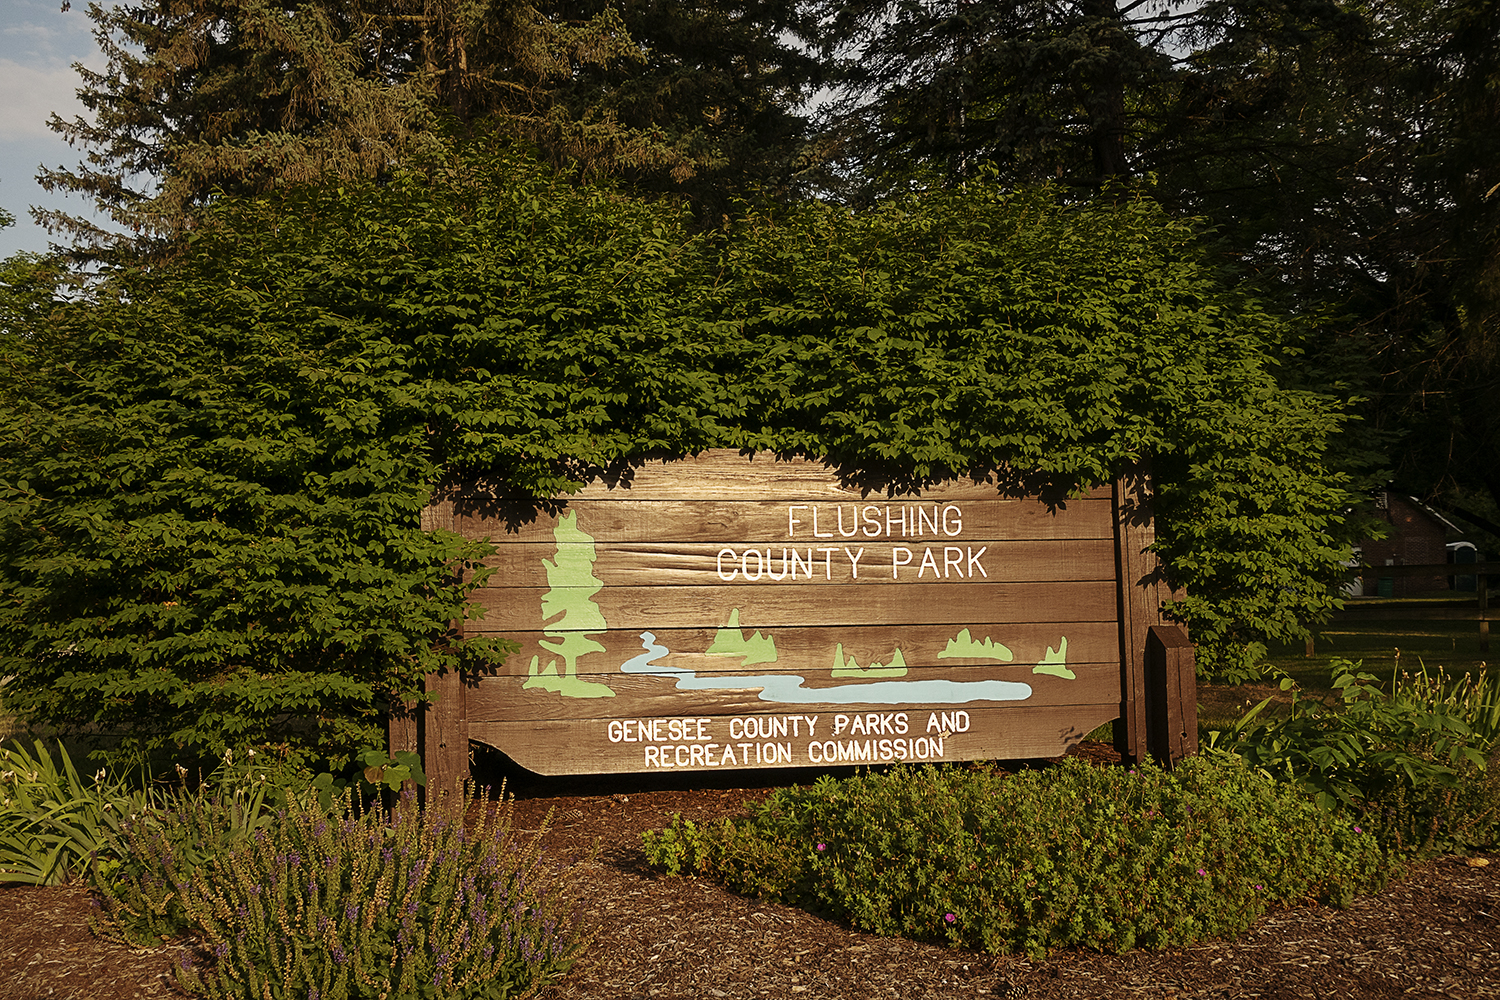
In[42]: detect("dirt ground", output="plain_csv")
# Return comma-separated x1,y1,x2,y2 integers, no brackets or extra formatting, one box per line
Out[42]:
3,743,1499,1000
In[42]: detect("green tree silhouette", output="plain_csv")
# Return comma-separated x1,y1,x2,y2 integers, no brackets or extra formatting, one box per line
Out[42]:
525,511,615,699
704,607,778,667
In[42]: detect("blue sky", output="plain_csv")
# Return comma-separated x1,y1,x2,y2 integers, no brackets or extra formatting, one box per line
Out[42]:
0,0,111,259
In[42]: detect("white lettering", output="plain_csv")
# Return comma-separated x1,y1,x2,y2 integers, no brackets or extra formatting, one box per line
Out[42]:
741,549,764,581
918,547,941,578
811,506,833,538
819,547,838,579
892,546,914,579
945,546,964,578
788,505,807,537
943,505,963,536
845,547,865,579
968,546,988,578
716,548,738,582
863,505,882,537
837,505,861,538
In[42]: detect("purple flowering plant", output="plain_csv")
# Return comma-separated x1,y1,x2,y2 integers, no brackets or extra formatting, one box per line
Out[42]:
94,770,589,1000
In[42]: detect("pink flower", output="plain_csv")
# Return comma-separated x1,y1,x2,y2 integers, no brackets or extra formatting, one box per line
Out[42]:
944,913,956,924
816,843,826,851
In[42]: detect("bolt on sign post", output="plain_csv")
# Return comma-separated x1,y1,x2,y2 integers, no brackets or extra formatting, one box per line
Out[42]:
402,451,1194,787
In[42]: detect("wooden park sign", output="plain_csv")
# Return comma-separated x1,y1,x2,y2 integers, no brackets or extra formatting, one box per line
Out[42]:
398,451,1196,786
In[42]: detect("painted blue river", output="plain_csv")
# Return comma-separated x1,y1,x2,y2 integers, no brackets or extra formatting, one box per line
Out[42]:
620,632,1032,705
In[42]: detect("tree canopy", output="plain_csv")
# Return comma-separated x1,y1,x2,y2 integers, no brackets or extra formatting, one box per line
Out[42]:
812,0,1500,533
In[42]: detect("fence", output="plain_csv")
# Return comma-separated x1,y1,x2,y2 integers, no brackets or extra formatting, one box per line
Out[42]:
1317,561,1497,656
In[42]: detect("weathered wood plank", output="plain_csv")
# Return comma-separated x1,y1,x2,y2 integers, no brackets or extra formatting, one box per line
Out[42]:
456,497,1116,544
469,621,1118,677
468,662,1118,724
472,538,1118,587
469,703,1119,775
467,580,1117,631
454,450,1115,503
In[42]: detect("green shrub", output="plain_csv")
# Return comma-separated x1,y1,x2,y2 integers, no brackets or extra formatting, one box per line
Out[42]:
96,782,588,1000
0,739,155,885
643,753,1389,957
1218,658,1500,855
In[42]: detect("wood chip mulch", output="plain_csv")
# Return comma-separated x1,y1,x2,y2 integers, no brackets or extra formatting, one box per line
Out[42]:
4,744,1499,999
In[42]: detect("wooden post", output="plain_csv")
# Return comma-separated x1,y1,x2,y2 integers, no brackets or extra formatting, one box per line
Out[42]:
1481,573,1490,656
1146,624,1197,766
421,668,468,798
1114,464,1169,766
388,701,419,757
418,492,471,798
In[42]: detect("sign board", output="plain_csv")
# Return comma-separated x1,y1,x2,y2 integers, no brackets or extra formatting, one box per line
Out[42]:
401,451,1190,780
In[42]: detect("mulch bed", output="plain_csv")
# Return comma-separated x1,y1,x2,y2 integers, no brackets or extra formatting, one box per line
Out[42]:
4,743,1500,999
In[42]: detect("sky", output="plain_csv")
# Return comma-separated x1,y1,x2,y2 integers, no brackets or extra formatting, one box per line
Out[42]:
0,0,111,259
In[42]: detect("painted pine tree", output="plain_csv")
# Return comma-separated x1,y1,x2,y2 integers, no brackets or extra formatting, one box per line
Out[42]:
525,510,615,698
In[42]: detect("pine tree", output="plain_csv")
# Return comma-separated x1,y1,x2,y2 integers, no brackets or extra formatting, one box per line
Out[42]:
40,0,823,252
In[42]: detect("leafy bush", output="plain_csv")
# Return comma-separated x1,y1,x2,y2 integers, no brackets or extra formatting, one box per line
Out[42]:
1219,659,1500,855
643,754,1389,957
1,154,1354,763
0,739,154,885
95,781,588,1000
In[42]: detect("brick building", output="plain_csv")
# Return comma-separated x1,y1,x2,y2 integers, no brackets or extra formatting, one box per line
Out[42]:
1358,493,1457,597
